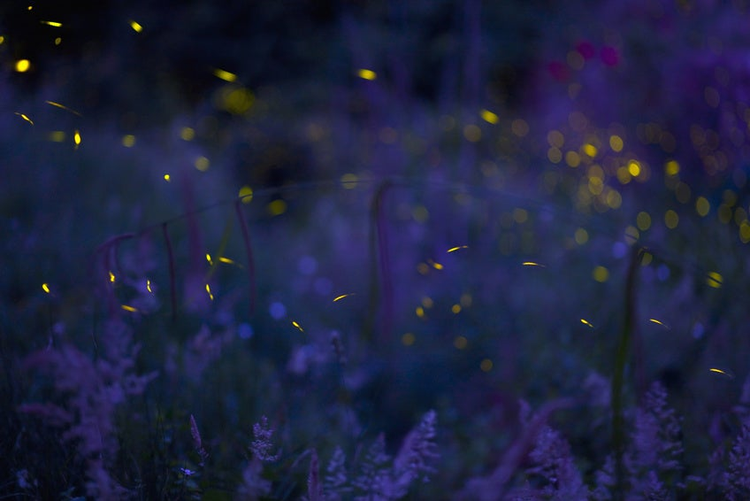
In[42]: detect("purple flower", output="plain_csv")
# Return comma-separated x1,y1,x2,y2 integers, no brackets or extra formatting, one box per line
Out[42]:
250,416,280,462
524,426,589,499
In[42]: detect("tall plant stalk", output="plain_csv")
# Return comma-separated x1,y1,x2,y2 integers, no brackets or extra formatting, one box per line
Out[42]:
611,246,644,497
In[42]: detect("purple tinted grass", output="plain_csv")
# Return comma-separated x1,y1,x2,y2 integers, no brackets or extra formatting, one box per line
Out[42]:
94,233,135,319
190,414,209,466
308,449,321,501
162,223,177,321
459,398,575,501
181,180,209,313
372,181,394,343
612,246,645,497
234,200,256,316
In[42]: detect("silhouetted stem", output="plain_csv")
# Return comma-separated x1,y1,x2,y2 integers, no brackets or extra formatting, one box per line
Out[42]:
366,180,394,344
94,233,135,319
235,201,256,315
162,223,177,321
612,246,643,498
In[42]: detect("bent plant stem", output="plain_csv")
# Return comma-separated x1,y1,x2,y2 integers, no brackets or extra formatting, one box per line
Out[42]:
365,179,394,345
205,209,235,282
235,200,256,316
611,246,644,498
95,233,135,319
162,223,177,321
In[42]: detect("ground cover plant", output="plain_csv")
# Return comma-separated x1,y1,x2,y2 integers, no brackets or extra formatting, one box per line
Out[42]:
3,0,750,499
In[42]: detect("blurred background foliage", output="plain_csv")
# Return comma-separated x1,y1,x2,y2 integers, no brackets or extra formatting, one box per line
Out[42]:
4,0,750,498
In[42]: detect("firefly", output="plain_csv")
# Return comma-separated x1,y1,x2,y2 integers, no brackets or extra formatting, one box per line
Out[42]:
522,261,545,267
213,68,237,82
709,367,735,379
447,245,468,253
333,293,354,302
15,112,34,125
357,69,377,80
428,259,444,270
45,100,82,116
649,318,670,329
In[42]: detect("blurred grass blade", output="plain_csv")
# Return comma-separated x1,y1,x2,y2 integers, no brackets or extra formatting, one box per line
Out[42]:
611,246,644,497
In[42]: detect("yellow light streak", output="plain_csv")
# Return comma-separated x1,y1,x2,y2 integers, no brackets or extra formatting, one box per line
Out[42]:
447,245,468,253
73,129,81,147
15,112,34,125
580,318,594,328
218,257,235,264
709,368,735,378
146,280,152,293
357,68,377,80
129,20,143,33
109,271,115,283
480,109,499,124
213,68,237,82
42,283,50,293
40,20,63,27
206,253,213,265
206,284,214,300
522,261,545,267
333,293,354,302
648,318,669,328
292,320,304,332
428,259,443,270
121,305,138,312
163,174,171,182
